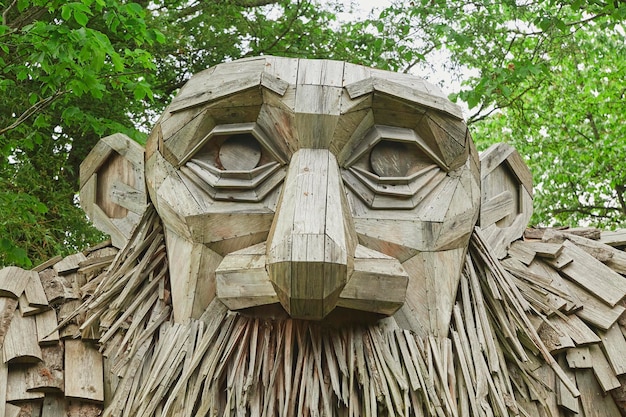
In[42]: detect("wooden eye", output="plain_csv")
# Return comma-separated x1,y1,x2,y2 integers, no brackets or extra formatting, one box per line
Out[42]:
218,134,262,170
370,140,431,177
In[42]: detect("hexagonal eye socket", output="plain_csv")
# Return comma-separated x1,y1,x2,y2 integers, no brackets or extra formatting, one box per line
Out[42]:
193,133,272,172
342,125,448,209
179,125,287,203
369,140,434,178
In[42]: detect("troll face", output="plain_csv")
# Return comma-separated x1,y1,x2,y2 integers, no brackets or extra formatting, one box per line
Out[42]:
83,57,487,337
143,57,480,334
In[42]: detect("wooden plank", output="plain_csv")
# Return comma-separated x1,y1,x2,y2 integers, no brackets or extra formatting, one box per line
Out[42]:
31,255,63,272
527,259,582,312
551,241,626,307
5,403,21,417
0,266,31,298
566,347,593,368
523,242,564,259
38,268,76,305
3,309,42,363
36,308,60,344
480,190,514,227
338,245,408,315
557,355,579,414
53,253,87,276
600,324,626,375
566,280,625,330
23,271,48,308
64,340,104,402
588,343,621,392
549,314,600,346
544,228,626,275
26,343,64,392
165,231,220,322
41,395,67,417
509,241,537,265
0,349,9,417
216,246,279,310
600,229,626,247
6,366,45,401
538,321,575,353
542,251,574,270
67,401,102,417
0,297,18,346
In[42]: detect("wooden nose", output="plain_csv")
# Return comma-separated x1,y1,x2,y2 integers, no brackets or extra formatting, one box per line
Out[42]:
267,149,356,320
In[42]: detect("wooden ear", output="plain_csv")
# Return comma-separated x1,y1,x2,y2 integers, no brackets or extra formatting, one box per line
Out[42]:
79,133,148,249
479,143,533,258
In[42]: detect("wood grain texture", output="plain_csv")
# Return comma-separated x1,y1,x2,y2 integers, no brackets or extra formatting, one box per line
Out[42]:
64,340,104,402
0,266,31,298
3,308,42,363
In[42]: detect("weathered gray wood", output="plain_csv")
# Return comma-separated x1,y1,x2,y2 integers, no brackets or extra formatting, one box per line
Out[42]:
544,228,626,275
165,230,221,322
64,340,104,402
3,309,42,363
588,343,621,392
38,268,75,305
6,366,45,401
600,324,626,376
53,253,87,276
26,343,64,392
0,266,31,298
35,308,60,344
600,229,626,247
553,240,626,307
566,347,593,368
23,271,48,308
41,395,67,417
338,245,408,315
0,296,18,346
216,244,278,310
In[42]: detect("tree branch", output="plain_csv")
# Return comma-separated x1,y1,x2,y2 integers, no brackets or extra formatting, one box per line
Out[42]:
0,90,65,136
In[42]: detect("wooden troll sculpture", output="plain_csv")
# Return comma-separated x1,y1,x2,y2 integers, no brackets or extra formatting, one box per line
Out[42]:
1,57,625,417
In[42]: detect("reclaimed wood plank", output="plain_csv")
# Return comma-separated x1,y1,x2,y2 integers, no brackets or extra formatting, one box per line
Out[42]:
26,343,64,393
588,343,621,392
0,266,31,298
0,297,18,346
566,347,593,368
6,366,45,401
565,280,625,330
53,253,87,276
23,271,48,308
3,309,42,363
544,228,626,275
600,229,626,247
64,340,104,402
550,240,626,306
600,324,626,376
41,395,67,417
35,308,60,345
38,268,75,305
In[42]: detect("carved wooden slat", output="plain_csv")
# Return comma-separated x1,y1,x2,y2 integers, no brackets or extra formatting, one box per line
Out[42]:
53,253,87,276
3,309,42,363
26,343,64,392
36,308,60,345
6,366,45,401
0,266,31,298
600,324,626,376
64,340,104,402
41,395,67,417
0,297,18,346
23,271,48,308
553,241,626,307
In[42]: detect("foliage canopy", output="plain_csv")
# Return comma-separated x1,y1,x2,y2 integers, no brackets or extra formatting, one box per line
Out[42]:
1,0,625,266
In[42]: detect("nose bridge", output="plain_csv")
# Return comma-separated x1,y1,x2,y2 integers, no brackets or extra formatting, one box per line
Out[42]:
267,149,356,320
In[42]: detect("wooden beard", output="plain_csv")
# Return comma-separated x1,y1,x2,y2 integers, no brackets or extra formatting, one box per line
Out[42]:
1,57,625,417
